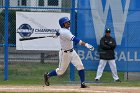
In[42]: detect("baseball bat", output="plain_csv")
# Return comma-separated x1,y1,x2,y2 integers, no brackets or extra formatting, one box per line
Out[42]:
19,36,54,41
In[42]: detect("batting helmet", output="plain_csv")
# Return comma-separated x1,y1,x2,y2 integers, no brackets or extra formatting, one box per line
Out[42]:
59,17,70,28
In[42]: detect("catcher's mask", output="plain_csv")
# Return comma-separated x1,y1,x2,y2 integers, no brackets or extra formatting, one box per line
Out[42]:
59,17,70,28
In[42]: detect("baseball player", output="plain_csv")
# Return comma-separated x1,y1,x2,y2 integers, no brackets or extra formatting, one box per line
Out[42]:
95,28,121,82
44,17,94,88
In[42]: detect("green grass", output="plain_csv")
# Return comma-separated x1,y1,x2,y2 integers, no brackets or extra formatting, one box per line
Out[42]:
0,63,140,86
0,63,70,85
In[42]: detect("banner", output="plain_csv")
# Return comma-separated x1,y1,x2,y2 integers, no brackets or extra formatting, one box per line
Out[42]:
16,12,70,50
77,0,140,71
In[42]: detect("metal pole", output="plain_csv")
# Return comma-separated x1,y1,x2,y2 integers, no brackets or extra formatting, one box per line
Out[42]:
40,53,45,64
4,0,9,80
70,0,76,81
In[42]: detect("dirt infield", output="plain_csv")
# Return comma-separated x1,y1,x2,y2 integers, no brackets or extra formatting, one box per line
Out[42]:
0,85,140,93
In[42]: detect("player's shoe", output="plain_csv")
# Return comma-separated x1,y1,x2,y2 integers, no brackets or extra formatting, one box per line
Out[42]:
95,79,99,81
95,79,100,83
81,82,88,88
115,79,121,83
44,73,50,86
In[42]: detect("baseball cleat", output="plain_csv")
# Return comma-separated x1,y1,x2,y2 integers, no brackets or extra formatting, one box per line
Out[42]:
115,79,121,83
44,73,50,86
95,79,100,83
95,79,99,81
81,82,88,88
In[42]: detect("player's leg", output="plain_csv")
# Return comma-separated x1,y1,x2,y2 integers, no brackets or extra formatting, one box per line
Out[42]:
55,51,71,75
71,50,87,88
44,51,71,86
95,59,107,80
108,60,120,82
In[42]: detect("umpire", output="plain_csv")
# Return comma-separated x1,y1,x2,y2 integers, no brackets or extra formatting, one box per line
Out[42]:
95,28,121,82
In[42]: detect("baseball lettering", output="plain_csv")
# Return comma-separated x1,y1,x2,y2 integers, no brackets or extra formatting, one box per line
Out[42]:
78,50,140,62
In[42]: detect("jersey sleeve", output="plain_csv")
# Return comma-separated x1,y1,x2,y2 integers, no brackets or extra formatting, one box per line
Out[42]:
63,31,75,41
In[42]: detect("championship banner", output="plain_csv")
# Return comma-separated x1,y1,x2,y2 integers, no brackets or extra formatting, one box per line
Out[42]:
16,12,70,50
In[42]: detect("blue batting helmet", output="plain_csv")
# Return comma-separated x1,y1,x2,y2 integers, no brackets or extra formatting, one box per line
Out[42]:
59,17,70,28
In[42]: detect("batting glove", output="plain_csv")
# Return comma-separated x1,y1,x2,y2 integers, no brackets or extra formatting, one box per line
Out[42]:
53,31,60,38
85,43,94,51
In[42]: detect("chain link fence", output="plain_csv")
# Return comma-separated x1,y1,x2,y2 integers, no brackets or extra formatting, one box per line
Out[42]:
0,0,73,84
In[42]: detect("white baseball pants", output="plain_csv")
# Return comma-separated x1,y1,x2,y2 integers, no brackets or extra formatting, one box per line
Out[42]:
56,50,84,76
95,59,119,80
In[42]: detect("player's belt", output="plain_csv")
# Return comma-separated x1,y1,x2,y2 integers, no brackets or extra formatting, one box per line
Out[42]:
63,48,73,53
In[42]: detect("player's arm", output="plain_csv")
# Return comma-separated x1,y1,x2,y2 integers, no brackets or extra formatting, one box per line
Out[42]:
52,31,60,38
64,31,94,51
100,38,111,50
108,38,116,49
71,36,94,51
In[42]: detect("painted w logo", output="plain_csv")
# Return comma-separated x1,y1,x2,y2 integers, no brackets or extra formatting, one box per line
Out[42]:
90,0,131,45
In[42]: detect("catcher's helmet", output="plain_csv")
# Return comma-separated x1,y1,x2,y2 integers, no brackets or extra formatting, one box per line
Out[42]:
59,17,70,28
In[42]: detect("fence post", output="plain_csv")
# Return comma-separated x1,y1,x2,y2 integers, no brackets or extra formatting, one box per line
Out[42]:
70,0,76,81
4,0,9,80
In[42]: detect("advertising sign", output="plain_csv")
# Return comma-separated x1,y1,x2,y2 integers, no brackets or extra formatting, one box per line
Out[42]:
16,12,70,50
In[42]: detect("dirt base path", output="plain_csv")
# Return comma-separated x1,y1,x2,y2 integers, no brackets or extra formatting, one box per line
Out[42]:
0,85,140,93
